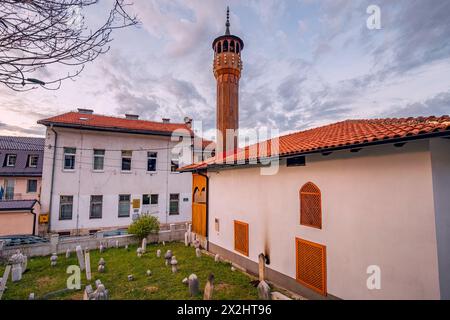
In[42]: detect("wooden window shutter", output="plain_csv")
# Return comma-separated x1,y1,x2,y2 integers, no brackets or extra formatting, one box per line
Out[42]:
296,238,327,296
300,182,322,229
234,220,249,256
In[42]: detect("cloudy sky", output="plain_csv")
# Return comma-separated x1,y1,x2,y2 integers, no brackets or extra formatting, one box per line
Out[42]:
1,0,449,141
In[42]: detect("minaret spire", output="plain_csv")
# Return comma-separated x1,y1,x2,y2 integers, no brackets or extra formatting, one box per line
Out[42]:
225,6,230,35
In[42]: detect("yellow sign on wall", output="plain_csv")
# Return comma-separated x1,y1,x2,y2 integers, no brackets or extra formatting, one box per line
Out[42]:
39,214,49,224
132,199,140,209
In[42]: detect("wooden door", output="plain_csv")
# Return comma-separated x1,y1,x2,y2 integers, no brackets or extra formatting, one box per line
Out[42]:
192,174,207,236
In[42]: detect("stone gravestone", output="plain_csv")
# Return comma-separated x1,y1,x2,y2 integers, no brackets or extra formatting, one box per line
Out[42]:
92,284,109,300
115,240,119,249
203,273,214,300
99,244,105,254
10,251,25,281
258,253,266,282
83,285,94,300
0,265,11,300
164,250,173,266
141,238,147,253
215,254,220,263
98,257,106,273
85,249,92,281
75,246,85,271
50,253,57,267
146,270,152,277
156,249,161,258
171,256,178,273
28,293,35,300
257,280,271,300
136,247,143,258
195,248,201,258
188,274,199,297
182,277,188,285
184,232,189,247
65,249,71,259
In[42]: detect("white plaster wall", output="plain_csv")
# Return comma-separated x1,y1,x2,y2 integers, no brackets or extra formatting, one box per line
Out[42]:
208,140,440,299
41,128,192,233
430,138,450,299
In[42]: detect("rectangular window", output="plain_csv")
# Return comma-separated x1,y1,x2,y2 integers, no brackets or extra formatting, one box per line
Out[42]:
4,178,15,200
6,154,16,167
169,193,179,215
151,194,158,205
121,150,132,171
63,147,76,170
27,179,37,193
89,195,103,219
143,194,150,205
170,154,180,172
147,152,157,172
59,195,73,220
118,194,131,217
93,149,105,171
234,220,249,256
296,238,327,296
28,155,39,168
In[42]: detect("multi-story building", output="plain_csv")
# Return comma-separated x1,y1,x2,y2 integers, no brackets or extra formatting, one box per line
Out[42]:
0,136,44,236
38,109,197,236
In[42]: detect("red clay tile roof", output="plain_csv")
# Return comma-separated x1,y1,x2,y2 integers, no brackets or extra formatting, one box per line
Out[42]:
181,116,450,171
38,112,193,136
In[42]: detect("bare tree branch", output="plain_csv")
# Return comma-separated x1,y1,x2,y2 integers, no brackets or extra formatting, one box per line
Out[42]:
0,0,138,91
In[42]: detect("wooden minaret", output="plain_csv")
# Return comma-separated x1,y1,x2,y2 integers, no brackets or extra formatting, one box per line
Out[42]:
212,7,244,155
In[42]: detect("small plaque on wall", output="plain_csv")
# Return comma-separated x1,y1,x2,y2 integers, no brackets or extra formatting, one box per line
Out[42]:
132,199,140,209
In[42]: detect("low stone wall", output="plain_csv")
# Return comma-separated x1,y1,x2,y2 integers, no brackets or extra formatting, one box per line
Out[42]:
1,223,188,259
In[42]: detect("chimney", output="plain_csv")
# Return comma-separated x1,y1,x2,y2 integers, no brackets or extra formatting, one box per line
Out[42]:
125,114,139,120
162,118,170,124
77,108,93,114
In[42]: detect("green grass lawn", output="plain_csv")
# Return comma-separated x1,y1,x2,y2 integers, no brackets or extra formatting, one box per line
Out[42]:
1,242,259,300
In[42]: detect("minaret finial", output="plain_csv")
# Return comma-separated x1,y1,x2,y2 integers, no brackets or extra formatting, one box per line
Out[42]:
225,6,230,35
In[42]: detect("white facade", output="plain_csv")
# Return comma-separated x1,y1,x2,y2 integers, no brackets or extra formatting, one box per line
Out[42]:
40,127,193,235
206,138,450,299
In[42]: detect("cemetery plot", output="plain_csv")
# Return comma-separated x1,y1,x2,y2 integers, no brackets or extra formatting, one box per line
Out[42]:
0,242,259,300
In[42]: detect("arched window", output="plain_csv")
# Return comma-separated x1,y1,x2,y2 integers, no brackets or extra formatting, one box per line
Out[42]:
223,40,228,52
217,42,222,54
300,182,322,229
230,40,235,53
236,42,240,54
193,187,201,203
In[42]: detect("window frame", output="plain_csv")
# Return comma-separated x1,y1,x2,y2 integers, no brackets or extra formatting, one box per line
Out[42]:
121,150,132,172
147,152,157,172
169,193,180,215
234,220,249,256
6,154,16,167
27,179,38,193
89,195,103,219
93,149,105,171
59,195,73,220
170,153,180,172
118,194,131,217
28,154,39,168
299,182,322,229
150,194,158,205
63,147,76,171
